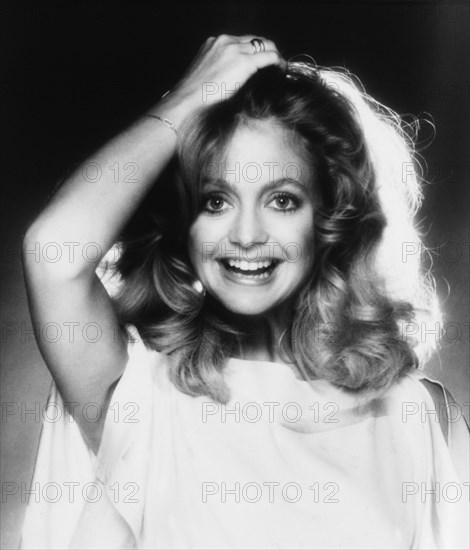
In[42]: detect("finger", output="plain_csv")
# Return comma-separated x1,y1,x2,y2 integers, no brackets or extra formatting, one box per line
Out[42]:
247,50,288,73
249,36,278,53
237,39,279,56
228,34,275,46
224,34,262,43
224,34,279,52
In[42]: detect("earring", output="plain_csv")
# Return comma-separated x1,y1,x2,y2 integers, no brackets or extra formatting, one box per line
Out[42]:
193,280,206,296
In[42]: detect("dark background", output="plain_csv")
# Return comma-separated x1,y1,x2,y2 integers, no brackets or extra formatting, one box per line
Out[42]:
1,1,469,548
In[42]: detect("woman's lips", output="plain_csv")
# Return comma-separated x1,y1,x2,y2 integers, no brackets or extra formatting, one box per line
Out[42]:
218,259,282,284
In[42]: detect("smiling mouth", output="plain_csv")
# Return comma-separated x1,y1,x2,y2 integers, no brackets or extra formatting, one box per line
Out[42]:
219,259,282,279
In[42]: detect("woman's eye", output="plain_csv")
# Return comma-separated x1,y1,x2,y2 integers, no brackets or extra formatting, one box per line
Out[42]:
269,193,301,212
201,194,230,215
201,192,301,215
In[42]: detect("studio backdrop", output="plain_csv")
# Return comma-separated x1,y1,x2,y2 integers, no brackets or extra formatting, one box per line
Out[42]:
1,1,468,548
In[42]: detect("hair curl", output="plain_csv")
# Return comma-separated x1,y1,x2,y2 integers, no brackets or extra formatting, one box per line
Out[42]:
100,61,441,403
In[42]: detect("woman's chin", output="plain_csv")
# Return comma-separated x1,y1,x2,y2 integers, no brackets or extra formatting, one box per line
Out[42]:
220,300,270,317
211,292,289,319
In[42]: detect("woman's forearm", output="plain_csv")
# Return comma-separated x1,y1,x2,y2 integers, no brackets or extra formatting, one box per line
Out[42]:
23,93,196,280
23,35,286,281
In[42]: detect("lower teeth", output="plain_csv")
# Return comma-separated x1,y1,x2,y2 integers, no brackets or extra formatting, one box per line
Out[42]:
233,271,269,279
224,264,275,279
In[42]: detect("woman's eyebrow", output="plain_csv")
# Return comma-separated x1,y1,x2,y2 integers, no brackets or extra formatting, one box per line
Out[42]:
201,177,307,194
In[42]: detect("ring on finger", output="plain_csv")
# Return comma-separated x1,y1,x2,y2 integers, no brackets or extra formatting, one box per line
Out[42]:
250,38,265,54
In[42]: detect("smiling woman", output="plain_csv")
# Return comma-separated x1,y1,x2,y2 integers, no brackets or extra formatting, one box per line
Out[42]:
20,35,468,549
189,119,316,317
111,61,428,404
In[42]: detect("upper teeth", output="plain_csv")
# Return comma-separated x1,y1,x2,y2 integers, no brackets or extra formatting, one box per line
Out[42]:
226,259,274,270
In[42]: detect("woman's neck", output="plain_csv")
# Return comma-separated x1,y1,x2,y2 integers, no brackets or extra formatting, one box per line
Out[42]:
206,295,295,364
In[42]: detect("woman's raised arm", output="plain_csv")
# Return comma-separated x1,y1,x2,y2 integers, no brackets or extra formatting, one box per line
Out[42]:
22,93,194,453
22,35,286,453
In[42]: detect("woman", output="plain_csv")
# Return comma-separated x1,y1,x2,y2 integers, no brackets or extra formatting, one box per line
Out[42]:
21,35,468,549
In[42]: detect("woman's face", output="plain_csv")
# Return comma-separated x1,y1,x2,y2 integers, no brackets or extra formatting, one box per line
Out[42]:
188,118,316,317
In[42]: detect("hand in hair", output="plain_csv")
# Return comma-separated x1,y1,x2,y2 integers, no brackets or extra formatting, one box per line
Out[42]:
164,34,287,118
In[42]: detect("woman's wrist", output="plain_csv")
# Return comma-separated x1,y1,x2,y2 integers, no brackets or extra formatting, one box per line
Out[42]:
148,88,201,131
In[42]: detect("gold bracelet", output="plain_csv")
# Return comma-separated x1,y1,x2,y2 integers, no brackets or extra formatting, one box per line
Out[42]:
139,114,178,135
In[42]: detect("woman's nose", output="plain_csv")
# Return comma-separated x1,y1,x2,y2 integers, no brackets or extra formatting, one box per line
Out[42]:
228,208,269,248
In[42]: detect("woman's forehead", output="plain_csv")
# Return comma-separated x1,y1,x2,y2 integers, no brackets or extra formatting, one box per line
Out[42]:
205,119,314,187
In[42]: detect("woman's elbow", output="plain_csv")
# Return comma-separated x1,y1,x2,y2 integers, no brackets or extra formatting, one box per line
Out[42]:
22,223,95,282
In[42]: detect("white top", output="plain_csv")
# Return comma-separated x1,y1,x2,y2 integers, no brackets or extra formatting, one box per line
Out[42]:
20,325,469,549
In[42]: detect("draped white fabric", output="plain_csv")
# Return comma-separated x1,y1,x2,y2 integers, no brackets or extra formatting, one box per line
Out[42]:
20,326,469,549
